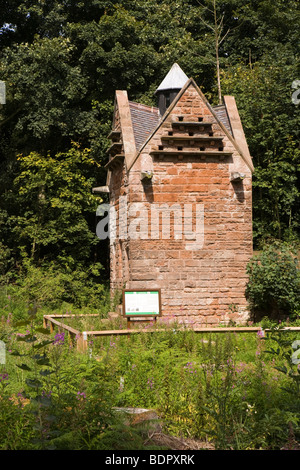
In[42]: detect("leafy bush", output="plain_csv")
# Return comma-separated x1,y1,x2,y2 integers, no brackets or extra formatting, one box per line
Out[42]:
246,242,300,321
0,257,110,316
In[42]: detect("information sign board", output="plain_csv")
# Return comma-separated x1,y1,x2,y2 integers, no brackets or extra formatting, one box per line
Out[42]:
123,290,161,317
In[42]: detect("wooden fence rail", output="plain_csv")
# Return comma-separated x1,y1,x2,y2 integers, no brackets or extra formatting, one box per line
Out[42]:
43,314,300,353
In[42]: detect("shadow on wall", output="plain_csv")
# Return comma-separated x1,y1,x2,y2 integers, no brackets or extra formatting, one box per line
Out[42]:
142,179,154,203
232,180,245,203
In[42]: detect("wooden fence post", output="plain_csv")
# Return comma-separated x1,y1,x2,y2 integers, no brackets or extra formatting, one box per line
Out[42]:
77,332,88,352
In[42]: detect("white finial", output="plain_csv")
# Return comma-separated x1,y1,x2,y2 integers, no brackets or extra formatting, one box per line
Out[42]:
155,63,189,93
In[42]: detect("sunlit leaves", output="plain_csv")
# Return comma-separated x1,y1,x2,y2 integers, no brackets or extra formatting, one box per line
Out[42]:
10,146,101,262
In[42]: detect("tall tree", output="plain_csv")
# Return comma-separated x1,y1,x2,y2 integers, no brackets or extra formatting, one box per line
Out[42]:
221,53,300,244
0,0,299,279
195,0,231,104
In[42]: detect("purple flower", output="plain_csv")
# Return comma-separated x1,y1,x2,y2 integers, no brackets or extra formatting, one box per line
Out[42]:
54,332,65,345
184,362,197,374
0,373,8,383
147,377,154,389
76,391,86,400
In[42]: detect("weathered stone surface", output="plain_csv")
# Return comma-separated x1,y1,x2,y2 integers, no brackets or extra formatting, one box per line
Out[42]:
106,71,253,326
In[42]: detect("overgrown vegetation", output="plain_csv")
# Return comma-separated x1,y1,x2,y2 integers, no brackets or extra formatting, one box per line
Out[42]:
1,302,300,450
0,0,299,451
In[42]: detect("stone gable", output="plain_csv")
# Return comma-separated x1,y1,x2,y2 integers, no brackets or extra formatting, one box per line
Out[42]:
103,68,253,326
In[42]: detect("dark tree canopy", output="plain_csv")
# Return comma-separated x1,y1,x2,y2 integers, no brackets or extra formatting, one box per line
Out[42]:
0,0,299,282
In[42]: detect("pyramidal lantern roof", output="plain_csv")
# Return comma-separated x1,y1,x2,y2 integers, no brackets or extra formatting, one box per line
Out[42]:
155,63,189,93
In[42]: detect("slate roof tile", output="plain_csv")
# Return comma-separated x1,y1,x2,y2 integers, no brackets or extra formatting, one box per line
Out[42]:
129,101,160,151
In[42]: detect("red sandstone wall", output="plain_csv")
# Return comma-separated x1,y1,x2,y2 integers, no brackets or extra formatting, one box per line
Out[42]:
111,83,253,326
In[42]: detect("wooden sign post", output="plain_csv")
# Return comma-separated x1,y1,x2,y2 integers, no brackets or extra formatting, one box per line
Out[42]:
122,289,162,328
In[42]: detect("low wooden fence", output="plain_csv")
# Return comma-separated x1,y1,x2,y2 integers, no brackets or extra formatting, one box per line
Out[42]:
43,314,300,353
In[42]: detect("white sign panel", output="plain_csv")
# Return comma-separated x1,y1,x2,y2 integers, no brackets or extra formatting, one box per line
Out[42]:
123,290,161,317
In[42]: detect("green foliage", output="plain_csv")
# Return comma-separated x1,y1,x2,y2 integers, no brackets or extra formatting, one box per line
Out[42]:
0,0,300,448
264,327,300,397
0,0,299,279
2,310,300,450
7,145,101,264
246,242,300,321
6,259,109,311
0,308,116,449
221,59,300,244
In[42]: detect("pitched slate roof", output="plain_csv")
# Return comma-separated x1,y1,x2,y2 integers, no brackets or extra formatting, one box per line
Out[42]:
127,77,253,173
127,64,234,153
129,99,233,152
213,104,232,135
129,101,160,151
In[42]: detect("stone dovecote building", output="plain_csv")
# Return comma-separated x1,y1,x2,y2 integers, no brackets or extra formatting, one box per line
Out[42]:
95,64,254,326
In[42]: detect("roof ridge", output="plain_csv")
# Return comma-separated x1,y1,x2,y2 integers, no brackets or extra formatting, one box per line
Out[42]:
129,100,159,113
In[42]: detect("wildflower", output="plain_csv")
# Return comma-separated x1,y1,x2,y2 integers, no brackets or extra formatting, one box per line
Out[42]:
119,376,125,392
184,362,197,374
0,373,8,383
246,404,256,414
54,332,65,345
76,391,86,400
15,392,30,408
147,377,154,389
235,362,247,374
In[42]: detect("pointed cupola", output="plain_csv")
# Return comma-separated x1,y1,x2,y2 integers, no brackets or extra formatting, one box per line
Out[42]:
155,63,189,116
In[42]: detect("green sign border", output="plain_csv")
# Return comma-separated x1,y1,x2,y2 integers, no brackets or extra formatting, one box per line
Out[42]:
122,289,162,317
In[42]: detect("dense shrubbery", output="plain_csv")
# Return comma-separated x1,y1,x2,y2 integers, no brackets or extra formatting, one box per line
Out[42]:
0,259,111,320
246,242,300,322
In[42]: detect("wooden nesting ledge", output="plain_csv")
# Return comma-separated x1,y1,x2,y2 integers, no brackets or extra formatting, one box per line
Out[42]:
104,154,125,170
150,149,233,157
171,120,213,130
106,141,123,155
108,130,121,141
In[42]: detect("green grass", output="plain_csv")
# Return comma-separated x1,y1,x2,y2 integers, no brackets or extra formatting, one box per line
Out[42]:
1,288,300,450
